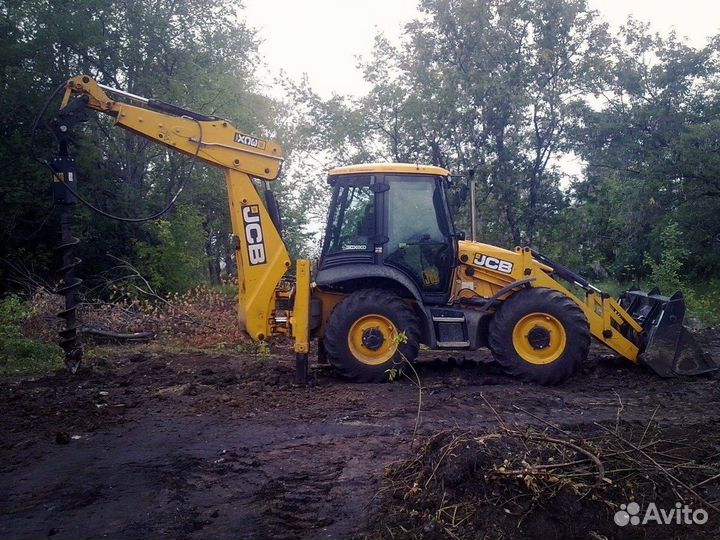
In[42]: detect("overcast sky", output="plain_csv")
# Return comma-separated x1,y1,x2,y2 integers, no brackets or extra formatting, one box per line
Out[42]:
243,0,719,99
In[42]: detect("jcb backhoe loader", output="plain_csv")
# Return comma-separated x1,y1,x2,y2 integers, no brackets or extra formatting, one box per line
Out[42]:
45,75,718,384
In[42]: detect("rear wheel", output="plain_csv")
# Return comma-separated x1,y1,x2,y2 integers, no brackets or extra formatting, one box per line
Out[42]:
488,287,590,385
324,289,420,382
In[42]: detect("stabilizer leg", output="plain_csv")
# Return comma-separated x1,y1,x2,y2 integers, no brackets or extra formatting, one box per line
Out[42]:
291,259,312,385
295,353,308,385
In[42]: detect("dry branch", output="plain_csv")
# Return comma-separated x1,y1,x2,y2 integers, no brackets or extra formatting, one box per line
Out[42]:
81,327,154,341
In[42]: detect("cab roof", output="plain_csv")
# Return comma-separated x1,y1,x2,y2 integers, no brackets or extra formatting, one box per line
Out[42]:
328,162,450,177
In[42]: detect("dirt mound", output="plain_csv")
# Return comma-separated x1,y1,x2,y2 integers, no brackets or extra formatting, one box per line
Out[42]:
369,419,720,540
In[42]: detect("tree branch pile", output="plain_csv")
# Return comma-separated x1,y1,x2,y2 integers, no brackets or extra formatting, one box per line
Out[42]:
371,399,720,540
23,285,246,349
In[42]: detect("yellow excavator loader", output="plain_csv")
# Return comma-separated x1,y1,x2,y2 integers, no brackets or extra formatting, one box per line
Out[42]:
43,75,718,385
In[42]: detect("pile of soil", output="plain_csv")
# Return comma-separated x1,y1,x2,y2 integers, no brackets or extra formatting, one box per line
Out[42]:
368,420,720,540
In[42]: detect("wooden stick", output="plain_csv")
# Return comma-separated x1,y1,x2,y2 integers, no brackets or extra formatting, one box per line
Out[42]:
512,404,575,438
594,422,719,513
82,327,153,340
526,434,606,487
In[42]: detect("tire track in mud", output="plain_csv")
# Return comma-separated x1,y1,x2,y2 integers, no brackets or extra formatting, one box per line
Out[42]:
253,462,343,538
177,438,393,540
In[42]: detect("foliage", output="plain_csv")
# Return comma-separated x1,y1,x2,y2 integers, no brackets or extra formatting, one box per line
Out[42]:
135,206,209,294
352,0,612,248
0,295,62,376
285,1,720,286
571,20,720,279
685,281,720,327
386,330,410,382
638,221,720,326
644,221,688,295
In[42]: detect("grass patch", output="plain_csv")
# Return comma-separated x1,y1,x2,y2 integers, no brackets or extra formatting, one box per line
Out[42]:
685,281,720,327
0,295,63,377
0,346,63,377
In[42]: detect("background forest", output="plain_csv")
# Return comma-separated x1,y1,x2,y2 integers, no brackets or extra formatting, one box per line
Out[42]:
2,0,720,367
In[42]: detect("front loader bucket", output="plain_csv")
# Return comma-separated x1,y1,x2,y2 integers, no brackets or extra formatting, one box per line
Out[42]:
619,289,719,377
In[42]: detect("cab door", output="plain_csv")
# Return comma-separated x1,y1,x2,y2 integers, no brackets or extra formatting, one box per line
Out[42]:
320,174,380,267
381,175,456,303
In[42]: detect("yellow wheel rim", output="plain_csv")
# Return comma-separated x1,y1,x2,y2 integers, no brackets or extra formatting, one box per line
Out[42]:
348,314,398,366
512,312,567,365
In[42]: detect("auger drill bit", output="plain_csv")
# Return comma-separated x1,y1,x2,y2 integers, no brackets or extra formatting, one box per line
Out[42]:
55,200,82,372
51,114,84,373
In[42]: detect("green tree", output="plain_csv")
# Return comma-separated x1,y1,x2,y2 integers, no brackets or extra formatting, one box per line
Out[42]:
644,221,688,294
571,20,720,279
135,206,208,293
1,0,311,294
355,0,611,248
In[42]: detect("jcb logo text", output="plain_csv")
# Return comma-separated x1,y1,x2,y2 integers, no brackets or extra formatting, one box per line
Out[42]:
473,253,513,274
242,205,266,265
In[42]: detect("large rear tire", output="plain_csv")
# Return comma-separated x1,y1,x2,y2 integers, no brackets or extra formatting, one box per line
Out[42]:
488,287,590,385
324,289,420,382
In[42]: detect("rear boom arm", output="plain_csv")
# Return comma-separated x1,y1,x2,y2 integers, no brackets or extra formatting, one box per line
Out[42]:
60,75,297,342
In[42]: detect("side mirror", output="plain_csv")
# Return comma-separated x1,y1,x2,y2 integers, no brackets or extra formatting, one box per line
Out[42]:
456,230,466,241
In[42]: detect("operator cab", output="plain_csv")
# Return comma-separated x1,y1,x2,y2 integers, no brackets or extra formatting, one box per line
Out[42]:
319,163,457,304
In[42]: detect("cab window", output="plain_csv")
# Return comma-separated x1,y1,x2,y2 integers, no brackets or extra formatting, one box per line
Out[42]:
326,177,375,254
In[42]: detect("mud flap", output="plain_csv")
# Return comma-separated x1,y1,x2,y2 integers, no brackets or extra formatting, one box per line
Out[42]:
619,289,719,377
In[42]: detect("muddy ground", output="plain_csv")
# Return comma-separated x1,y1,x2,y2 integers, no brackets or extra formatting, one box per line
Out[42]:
1,336,719,540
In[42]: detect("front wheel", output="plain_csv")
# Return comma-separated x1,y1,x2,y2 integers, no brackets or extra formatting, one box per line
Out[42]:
324,289,420,382
488,287,590,385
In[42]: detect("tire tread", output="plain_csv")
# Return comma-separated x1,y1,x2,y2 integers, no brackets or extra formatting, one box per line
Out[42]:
324,289,420,382
488,287,590,385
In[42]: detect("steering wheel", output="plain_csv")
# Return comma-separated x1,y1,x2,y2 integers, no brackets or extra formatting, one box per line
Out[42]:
404,232,432,244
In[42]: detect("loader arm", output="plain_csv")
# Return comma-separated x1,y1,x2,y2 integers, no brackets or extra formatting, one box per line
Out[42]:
59,75,299,343
454,241,717,377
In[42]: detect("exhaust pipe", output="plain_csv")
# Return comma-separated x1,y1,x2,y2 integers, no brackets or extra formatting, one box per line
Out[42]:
619,288,718,377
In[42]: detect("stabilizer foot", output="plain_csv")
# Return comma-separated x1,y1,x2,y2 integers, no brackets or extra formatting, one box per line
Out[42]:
317,338,328,364
295,353,308,385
